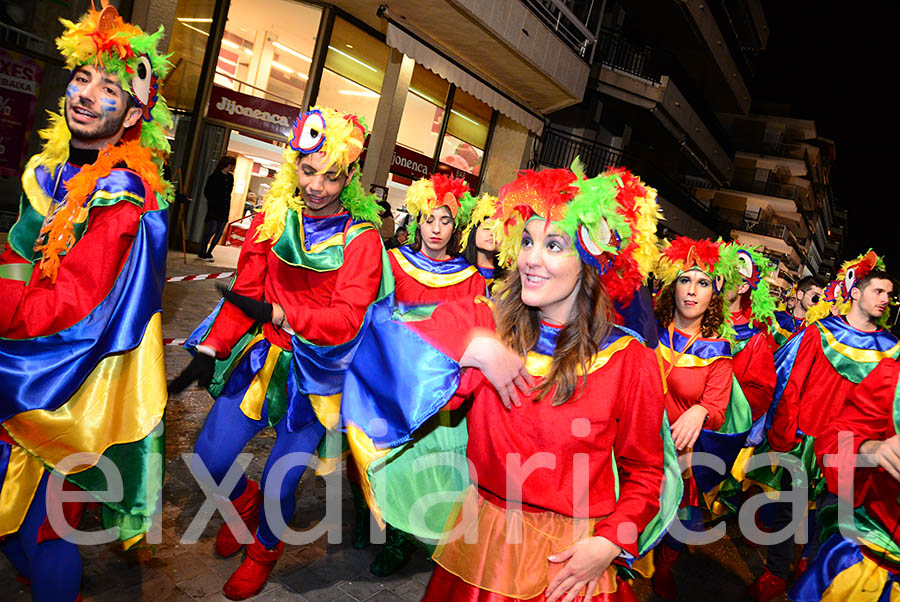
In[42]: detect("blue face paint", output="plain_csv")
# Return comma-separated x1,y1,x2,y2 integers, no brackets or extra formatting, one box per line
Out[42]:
66,83,78,99
100,97,119,112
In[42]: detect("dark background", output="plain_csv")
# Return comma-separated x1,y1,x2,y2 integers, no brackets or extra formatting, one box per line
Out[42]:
756,1,900,274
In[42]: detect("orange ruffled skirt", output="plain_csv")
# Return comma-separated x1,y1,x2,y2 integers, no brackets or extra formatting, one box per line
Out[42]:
423,486,637,602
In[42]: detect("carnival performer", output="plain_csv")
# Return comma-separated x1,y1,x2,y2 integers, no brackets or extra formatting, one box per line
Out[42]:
789,354,900,602
388,173,485,307
723,244,778,421
746,252,899,602
340,164,678,602
772,275,826,346
460,192,503,294
0,6,173,601
357,173,484,576
168,107,388,600
650,237,750,601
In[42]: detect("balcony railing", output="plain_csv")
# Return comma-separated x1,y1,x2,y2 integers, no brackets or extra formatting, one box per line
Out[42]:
538,126,731,236
730,175,801,203
594,29,661,84
520,0,598,59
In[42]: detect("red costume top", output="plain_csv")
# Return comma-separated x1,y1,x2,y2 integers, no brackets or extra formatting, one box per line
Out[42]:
202,211,384,356
411,299,666,557
387,246,486,305
768,317,900,453
731,308,778,422
817,357,900,542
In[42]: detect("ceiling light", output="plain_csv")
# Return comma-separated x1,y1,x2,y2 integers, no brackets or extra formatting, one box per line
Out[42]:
328,46,376,72
273,41,311,62
451,109,478,125
271,61,294,74
409,87,441,106
221,39,240,50
339,89,379,98
243,48,253,56
178,18,213,23
217,56,238,68
178,21,209,36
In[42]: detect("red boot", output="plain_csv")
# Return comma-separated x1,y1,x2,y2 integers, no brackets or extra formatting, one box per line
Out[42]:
222,534,284,600
651,543,679,600
791,556,808,580
216,479,262,557
747,568,787,602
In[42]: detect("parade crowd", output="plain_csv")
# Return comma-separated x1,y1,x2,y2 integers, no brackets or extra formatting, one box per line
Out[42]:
0,8,898,602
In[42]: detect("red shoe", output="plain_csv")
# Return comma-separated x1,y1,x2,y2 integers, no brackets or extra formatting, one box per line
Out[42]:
748,569,787,601
791,556,808,581
651,543,679,600
215,479,261,557
222,534,284,600
745,511,772,549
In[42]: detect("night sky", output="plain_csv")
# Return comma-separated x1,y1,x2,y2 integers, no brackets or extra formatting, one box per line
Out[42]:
754,1,899,274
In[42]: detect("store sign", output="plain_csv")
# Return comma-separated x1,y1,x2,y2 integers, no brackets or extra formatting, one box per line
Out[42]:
0,49,43,178
207,85,298,139
390,145,479,191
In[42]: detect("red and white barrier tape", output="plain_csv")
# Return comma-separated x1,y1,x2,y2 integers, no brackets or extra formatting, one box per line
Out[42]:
165,271,234,283
163,337,188,346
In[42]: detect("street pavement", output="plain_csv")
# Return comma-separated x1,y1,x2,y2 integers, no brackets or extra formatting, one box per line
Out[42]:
0,245,791,601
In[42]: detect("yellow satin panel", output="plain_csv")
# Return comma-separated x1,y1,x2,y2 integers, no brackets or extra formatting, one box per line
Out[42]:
389,249,479,288
0,444,45,537
655,343,728,368
22,164,53,216
820,553,900,602
524,336,635,378
310,393,342,430
3,314,166,473
345,424,391,527
819,323,900,364
632,549,655,579
91,189,146,207
238,342,283,421
773,324,793,341
729,446,756,482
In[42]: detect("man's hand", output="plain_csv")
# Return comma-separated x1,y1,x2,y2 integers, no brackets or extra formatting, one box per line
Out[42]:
460,331,533,409
670,405,709,451
168,351,215,393
860,434,900,482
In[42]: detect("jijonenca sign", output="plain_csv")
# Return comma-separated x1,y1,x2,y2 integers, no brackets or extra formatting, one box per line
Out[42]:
207,85,297,139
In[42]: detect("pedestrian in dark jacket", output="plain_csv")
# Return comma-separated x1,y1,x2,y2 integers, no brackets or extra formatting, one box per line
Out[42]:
199,155,236,261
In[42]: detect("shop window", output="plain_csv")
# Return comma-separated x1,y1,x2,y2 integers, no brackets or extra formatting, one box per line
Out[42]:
163,0,217,110
395,65,450,158
314,17,390,127
440,89,492,176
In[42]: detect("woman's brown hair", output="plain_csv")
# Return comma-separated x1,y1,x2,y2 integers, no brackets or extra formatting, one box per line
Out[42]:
491,264,614,405
654,280,725,338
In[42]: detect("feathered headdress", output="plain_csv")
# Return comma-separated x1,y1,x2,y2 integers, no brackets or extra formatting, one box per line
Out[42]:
459,192,499,249
32,4,173,282
720,243,776,327
255,107,381,244
491,160,661,305
656,237,732,294
404,173,476,240
806,250,887,325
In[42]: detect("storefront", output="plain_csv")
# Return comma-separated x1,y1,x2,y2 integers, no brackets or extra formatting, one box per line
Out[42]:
163,0,539,246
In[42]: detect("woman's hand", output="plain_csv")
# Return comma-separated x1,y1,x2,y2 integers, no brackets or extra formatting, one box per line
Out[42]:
671,404,708,451
460,331,533,409
546,536,621,602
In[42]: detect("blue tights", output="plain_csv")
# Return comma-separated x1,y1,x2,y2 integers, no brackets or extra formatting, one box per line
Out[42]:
192,394,325,548
0,471,82,601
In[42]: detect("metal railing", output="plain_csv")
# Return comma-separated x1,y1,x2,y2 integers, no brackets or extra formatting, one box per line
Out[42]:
520,0,597,59
730,175,801,203
594,29,661,84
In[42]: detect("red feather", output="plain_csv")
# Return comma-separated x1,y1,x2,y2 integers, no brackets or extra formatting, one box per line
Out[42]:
431,173,470,214
663,236,721,272
497,168,578,225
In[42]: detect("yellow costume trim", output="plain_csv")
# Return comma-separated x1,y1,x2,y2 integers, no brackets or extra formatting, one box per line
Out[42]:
346,424,392,527
654,342,728,368
818,322,900,364
22,161,54,217
389,248,479,288
3,314,166,471
310,393,342,430
91,189,146,207
820,551,900,602
773,323,794,341
238,341,283,421
0,444,46,537
524,335,635,378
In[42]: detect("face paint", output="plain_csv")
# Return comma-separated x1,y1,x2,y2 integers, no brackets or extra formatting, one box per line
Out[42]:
66,83,78,99
100,97,119,112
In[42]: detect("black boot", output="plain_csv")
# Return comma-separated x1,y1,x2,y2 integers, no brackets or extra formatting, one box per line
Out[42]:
350,483,371,550
370,525,414,577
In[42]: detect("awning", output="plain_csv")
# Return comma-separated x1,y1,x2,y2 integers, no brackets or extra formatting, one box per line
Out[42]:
386,23,544,135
